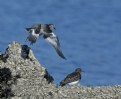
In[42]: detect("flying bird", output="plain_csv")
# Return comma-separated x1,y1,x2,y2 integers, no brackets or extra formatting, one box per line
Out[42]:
25,24,66,60
25,24,42,44
60,68,84,86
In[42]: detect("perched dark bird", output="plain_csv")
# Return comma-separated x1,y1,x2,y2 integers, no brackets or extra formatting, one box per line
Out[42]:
21,45,30,59
25,24,66,60
60,68,84,86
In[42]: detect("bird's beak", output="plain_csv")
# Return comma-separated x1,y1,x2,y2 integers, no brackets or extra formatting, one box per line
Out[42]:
81,70,85,72
54,27,56,30
25,28,31,31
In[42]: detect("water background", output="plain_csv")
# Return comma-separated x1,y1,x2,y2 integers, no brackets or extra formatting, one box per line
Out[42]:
0,0,121,86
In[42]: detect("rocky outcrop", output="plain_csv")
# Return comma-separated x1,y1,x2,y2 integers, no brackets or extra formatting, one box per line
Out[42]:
0,41,121,99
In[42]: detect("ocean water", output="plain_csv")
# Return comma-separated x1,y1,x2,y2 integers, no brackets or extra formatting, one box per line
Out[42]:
0,0,121,86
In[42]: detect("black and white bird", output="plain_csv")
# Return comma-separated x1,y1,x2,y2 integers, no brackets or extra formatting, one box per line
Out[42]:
60,68,84,86
25,24,66,60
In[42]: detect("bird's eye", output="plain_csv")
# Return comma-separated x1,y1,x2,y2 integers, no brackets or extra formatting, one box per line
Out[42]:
35,29,40,34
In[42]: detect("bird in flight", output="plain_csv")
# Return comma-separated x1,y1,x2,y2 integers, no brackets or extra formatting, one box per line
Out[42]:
25,24,66,60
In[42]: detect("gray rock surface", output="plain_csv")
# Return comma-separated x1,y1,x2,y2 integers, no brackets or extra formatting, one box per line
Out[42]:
0,41,121,99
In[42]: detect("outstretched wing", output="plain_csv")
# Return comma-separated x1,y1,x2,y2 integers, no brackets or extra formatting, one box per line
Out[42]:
44,33,66,60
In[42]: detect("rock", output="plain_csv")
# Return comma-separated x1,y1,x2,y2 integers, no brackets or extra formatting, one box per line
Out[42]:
0,41,121,99
0,41,53,99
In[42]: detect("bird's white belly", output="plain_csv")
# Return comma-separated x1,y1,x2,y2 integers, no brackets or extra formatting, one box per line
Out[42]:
31,30,39,37
68,80,79,85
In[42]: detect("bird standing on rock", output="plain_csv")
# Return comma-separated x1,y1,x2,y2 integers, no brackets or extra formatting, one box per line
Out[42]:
25,24,66,60
60,68,84,86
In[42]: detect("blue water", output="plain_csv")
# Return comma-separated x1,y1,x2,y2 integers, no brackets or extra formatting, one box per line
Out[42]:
0,0,121,86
